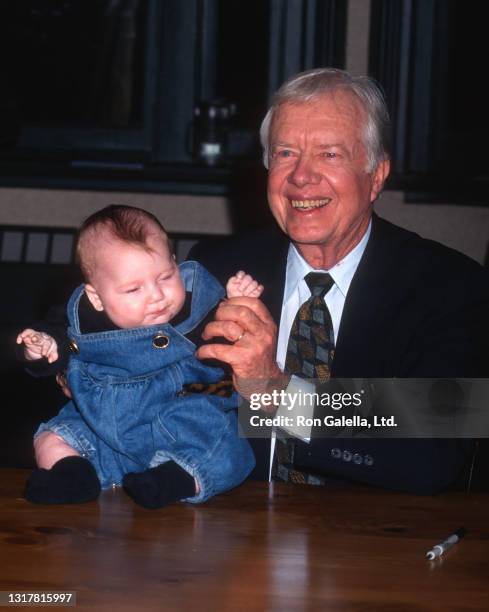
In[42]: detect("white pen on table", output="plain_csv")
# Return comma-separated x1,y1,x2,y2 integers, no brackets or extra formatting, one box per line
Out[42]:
426,527,467,560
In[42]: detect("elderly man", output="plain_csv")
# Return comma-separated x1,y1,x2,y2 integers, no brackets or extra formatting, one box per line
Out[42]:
192,68,489,494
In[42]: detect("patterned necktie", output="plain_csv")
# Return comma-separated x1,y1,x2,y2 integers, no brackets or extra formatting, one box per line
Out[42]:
274,272,335,485
285,272,335,383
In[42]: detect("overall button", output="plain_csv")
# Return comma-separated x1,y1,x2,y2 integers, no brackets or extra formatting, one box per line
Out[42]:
152,332,170,349
68,339,79,354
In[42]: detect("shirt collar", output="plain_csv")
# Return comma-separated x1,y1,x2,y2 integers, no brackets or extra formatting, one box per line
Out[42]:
284,220,372,300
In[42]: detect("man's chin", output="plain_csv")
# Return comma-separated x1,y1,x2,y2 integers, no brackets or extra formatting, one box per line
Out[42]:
289,232,330,248
283,219,332,246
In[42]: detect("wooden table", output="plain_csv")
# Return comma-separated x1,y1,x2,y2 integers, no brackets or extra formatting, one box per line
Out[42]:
0,469,488,611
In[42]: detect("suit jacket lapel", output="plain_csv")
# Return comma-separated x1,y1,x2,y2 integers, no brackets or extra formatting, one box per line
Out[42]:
331,214,402,377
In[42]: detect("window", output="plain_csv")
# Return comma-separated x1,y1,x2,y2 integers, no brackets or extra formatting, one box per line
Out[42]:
0,0,347,193
1,0,153,157
369,0,489,204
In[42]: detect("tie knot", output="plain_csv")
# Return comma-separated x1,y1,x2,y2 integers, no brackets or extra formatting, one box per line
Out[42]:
304,272,334,298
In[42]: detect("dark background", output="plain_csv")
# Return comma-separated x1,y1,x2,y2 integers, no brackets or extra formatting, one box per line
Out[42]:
1,0,487,202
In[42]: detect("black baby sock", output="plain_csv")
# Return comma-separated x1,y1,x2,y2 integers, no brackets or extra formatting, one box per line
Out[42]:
24,456,101,504
123,461,196,509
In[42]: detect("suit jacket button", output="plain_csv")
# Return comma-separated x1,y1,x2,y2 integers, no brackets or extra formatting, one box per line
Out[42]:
331,448,341,459
68,339,79,354
364,454,374,466
342,450,352,462
353,453,363,465
153,332,170,349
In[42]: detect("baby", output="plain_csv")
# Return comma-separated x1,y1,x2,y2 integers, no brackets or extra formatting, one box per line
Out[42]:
17,205,262,508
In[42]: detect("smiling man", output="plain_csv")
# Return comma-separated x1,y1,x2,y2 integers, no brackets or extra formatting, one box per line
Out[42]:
192,68,489,494
265,90,388,270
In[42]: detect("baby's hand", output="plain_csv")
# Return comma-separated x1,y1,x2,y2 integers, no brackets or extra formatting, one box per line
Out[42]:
226,271,264,299
16,329,59,363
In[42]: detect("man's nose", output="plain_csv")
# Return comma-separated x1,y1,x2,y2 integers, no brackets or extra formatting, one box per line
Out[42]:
287,155,321,188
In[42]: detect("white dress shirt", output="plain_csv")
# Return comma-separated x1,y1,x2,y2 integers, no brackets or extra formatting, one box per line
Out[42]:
276,221,372,369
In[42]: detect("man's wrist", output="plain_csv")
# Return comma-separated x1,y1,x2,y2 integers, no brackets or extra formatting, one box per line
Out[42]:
235,366,290,406
242,371,291,414
264,372,291,404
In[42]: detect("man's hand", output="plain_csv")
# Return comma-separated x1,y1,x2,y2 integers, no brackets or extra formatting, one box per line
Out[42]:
16,329,59,363
195,297,289,403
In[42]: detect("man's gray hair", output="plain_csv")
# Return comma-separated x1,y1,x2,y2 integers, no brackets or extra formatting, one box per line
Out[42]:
260,67,391,172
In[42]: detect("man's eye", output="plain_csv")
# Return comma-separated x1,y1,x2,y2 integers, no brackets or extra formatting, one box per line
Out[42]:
273,149,294,158
323,151,337,159
125,287,139,293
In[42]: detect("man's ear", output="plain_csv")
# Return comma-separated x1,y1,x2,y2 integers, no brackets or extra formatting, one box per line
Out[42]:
370,158,390,202
84,284,104,312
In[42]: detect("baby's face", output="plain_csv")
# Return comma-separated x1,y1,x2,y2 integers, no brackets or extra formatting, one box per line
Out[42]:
86,234,186,328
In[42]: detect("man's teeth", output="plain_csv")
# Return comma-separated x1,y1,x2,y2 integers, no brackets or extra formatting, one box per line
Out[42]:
291,198,331,209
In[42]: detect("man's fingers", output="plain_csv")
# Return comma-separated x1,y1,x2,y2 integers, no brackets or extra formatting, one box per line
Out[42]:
201,320,245,342
195,342,239,364
196,296,280,396
213,300,275,336
222,296,275,323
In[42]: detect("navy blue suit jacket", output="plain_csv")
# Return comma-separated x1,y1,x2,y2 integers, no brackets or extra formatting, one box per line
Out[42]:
189,214,489,493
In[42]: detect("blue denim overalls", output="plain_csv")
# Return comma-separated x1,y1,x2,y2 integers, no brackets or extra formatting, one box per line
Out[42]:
36,261,255,502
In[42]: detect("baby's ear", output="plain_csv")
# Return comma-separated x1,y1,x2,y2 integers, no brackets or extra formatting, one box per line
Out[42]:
84,284,104,312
